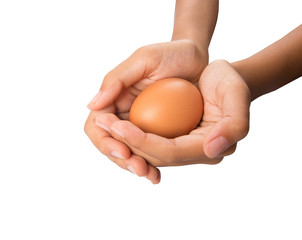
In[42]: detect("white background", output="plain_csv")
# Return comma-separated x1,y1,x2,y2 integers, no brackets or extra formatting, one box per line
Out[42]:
0,0,301,239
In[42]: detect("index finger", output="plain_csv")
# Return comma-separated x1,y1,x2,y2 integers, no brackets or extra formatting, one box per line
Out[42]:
108,120,215,166
87,50,150,111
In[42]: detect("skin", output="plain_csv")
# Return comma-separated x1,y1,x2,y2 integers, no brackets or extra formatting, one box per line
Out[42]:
109,24,302,171
85,40,212,184
93,60,250,169
85,0,219,184
85,2,302,184
232,25,302,101
172,0,218,51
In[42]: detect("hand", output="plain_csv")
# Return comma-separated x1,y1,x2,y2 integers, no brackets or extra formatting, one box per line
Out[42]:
85,40,209,183
96,60,251,168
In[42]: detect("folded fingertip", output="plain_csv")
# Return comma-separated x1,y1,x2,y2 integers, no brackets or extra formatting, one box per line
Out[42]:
88,93,111,111
95,113,121,133
88,89,117,110
128,155,148,177
111,150,127,160
99,136,131,161
151,170,161,184
110,124,125,139
95,120,110,132
87,91,102,109
127,165,137,175
145,164,160,184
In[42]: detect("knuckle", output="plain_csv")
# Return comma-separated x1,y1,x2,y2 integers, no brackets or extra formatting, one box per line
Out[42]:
134,45,149,56
148,149,177,167
163,155,176,165
103,70,114,83
163,140,179,164
133,45,157,61
168,151,178,164
234,118,249,139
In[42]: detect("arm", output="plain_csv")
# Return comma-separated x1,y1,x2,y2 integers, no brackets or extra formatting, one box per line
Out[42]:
172,0,218,52
232,25,302,100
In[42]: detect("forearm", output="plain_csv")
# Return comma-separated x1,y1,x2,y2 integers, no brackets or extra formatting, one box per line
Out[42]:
232,25,302,101
171,0,218,51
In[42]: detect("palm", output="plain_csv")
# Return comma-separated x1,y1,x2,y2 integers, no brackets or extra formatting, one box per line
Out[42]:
190,101,221,137
110,40,208,120
191,80,227,136
191,60,251,157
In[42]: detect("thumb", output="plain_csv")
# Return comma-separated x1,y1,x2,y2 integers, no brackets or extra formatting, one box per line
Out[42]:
204,83,251,159
87,49,149,110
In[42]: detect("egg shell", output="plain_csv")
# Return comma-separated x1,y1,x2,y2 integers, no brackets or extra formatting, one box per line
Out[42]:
129,78,203,138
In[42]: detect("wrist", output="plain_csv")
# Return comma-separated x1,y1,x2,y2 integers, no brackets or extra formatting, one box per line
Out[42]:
168,38,209,86
171,37,209,65
171,33,209,54
231,60,256,101
172,0,218,55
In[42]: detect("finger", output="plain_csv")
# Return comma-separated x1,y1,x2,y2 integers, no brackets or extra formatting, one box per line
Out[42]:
94,113,158,179
107,154,149,178
87,49,153,111
165,156,223,166
108,120,214,167
203,110,249,159
85,111,131,161
95,112,120,132
91,112,130,160
84,106,115,139
98,137,131,161
108,152,161,184
87,114,156,179
126,155,161,184
158,144,235,166
145,163,161,184
85,110,136,176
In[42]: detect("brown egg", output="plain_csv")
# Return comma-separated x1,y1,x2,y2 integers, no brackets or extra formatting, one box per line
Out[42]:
129,78,203,138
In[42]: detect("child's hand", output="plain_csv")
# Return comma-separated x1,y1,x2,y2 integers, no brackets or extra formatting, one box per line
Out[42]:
85,40,208,183
85,108,161,184
94,60,251,167
87,40,208,111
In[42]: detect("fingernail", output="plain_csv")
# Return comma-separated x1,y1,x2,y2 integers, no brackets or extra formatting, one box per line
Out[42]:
111,150,126,160
88,91,102,107
207,136,228,158
110,125,124,138
127,165,137,175
95,118,109,132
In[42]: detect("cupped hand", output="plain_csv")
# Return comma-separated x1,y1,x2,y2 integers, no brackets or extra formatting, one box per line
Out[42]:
96,60,251,168
85,40,208,183
88,40,208,112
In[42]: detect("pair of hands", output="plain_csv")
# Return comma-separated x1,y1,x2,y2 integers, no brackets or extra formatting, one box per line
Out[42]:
84,40,251,184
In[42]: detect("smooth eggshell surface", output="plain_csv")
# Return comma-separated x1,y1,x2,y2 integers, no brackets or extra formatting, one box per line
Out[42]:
129,78,203,138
